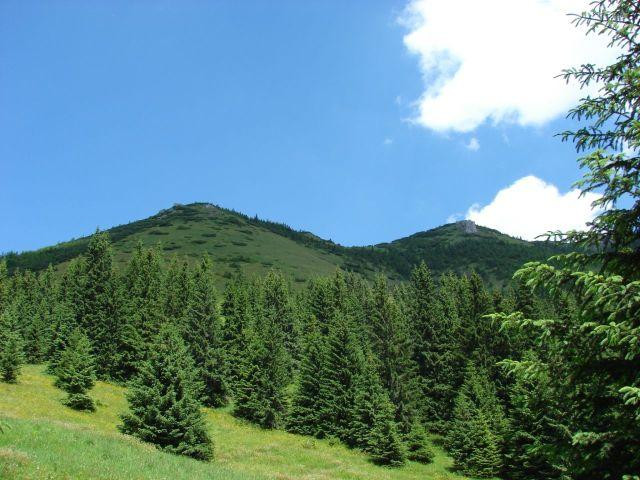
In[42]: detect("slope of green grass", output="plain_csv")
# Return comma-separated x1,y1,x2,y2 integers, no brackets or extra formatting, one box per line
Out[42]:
3,204,368,289
0,365,468,480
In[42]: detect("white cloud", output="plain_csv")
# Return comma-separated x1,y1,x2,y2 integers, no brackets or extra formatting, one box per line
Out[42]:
465,175,601,240
383,137,394,146
446,213,463,223
465,137,480,151
401,0,618,132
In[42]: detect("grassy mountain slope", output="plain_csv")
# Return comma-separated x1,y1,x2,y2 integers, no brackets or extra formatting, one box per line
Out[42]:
0,365,469,480
4,204,368,288
3,203,567,287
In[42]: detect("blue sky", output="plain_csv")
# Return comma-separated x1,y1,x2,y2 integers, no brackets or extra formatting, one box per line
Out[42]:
1,0,611,252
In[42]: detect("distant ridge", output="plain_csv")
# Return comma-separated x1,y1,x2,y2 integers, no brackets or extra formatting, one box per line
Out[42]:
3,202,568,287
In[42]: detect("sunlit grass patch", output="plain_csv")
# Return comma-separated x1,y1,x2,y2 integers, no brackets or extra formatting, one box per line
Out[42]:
0,365,469,480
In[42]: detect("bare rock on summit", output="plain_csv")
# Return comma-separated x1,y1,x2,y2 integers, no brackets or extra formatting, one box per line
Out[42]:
457,220,477,234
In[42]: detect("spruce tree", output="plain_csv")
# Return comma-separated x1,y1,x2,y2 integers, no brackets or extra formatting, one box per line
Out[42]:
502,352,568,480
261,271,297,371
46,301,77,374
81,231,122,379
348,349,408,467
13,270,42,363
404,420,434,464
459,272,493,362
305,277,336,332
221,275,251,391
59,257,87,327
369,275,419,434
463,412,503,478
112,281,144,382
233,289,289,429
287,318,328,437
407,263,458,430
121,242,165,358
446,364,505,478
305,270,350,334
367,392,407,467
0,260,8,316
0,306,24,383
185,256,227,407
163,257,192,321
349,350,386,450
35,265,59,362
120,324,213,461
319,311,364,444
55,329,96,411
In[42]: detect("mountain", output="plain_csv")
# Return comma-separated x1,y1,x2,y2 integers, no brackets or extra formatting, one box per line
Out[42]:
3,202,568,287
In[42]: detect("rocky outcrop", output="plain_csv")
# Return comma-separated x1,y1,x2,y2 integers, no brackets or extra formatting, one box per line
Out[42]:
457,220,477,234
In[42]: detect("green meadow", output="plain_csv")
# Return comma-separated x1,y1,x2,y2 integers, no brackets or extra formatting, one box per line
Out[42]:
0,365,469,480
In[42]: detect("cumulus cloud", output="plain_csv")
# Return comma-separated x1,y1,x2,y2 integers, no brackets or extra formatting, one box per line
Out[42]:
465,175,601,240
465,137,480,151
401,0,618,132
383,137,394,146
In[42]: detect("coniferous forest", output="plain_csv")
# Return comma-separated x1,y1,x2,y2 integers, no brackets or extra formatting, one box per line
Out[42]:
1,1,640,479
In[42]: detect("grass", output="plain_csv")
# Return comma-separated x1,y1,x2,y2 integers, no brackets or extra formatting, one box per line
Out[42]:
0,365,470,480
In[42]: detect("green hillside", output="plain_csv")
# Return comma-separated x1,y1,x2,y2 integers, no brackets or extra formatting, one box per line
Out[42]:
351,222,569,285
0,365,468,480
2,202,567,286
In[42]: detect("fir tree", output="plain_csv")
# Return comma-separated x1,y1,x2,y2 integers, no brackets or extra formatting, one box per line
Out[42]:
55,329,96,411
347,348,408,468
446,364,505,478
463,413,502,478
46,301,77,374
404,420,434,464
349,350,387,450
35,265,59,362
319,311,364,444
111,283,144,382
261,271,298,371
185,256,227,407
305,276,336,333
121,242,166,358
0,306,24,383
233,290,289,429
287,318,327,437
13,270,42,363
407,263,458,430
221,274,251,391
81,231,122,379
163,256,192,321
367,392,407,467
59,257,87,327
502,352,569,480
0,260,8,315
369,275,419,434
460,272,494,363
120,324,213,461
